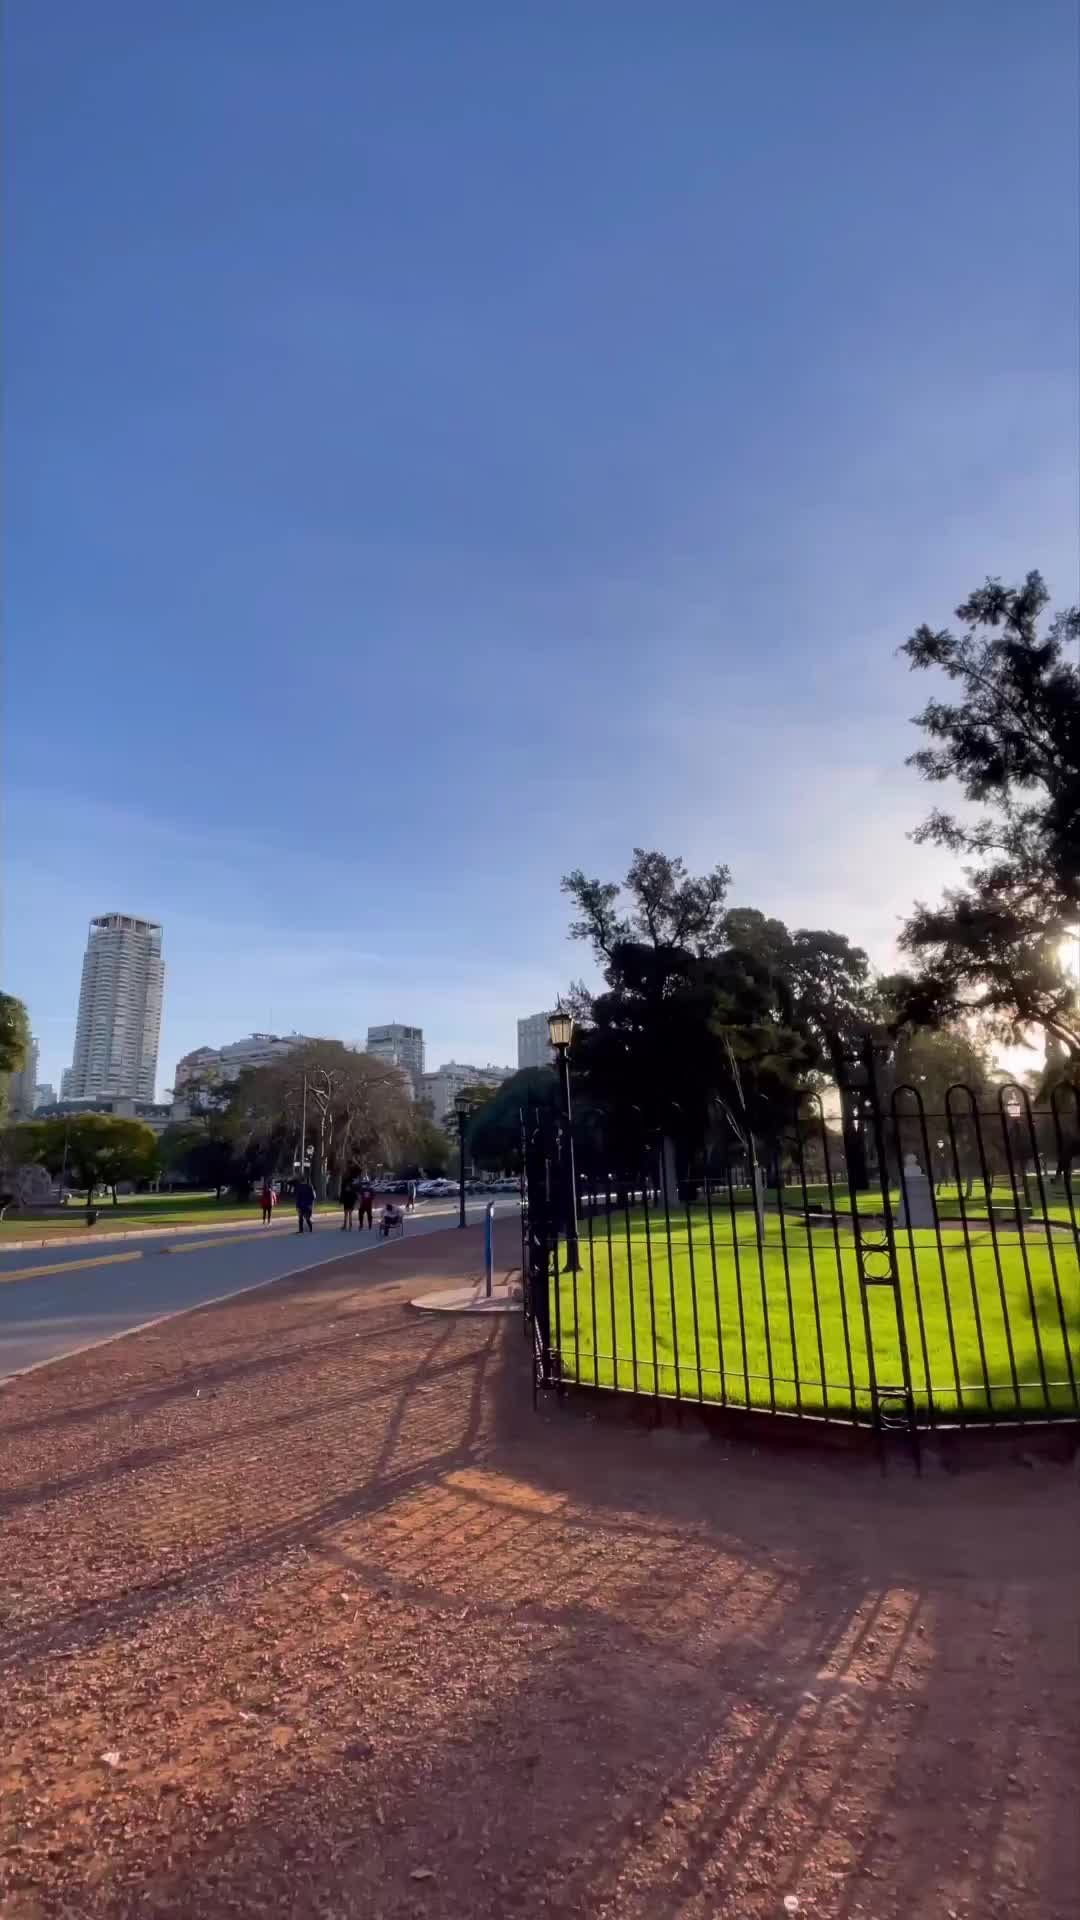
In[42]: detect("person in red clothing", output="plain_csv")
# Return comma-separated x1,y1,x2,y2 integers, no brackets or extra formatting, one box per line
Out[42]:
358,1180,375,1231
259,1180,277,1225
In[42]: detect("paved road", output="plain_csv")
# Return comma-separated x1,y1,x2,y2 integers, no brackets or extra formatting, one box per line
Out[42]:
0,1200,520,1381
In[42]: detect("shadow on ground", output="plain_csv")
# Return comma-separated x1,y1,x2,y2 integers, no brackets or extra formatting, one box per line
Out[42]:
1,1228,1077,1919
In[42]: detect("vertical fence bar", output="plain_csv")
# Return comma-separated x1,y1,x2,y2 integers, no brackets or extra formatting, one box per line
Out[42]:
640,1159,661,1405
702,1151,727,1408
682,1152,705,1403
793,1101,830,1420
1016,1088,1078,1415
550,1122,564,1397
724,1158,751,1410
659,1137,682,1403
841,1102,885,1452
886,1095,933,1427
622,1162,640,1398
861,1049,919,1464
772,1144,803,1417
968,1090,1023,1421
748,1140,777,1414
602,1158,621,1393
901,1088,965,1425
1050,1085,1080,1262
816,1099,859,1422
584,1159,600,1389
943,1087,995,1419
998,1087,1051,1415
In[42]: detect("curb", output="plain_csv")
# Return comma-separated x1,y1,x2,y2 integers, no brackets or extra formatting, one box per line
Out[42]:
0,1197,480,1255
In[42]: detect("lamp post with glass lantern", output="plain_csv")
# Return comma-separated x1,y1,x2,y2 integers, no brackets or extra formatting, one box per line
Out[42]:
453,1090,471,1229
548,1004,579,1273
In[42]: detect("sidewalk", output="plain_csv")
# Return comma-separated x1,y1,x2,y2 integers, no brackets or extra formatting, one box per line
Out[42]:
0,1209,335,1254
0,1198,463,1255
1,1226,1076,1919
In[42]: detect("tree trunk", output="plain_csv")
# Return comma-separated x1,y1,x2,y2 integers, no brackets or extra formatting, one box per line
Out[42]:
659,1136,678,1214
840,1097,870,1193
110,1185,118,1206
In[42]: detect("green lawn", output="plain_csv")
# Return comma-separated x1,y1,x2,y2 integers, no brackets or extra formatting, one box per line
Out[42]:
552,1202,1080,1424
738,1179,1077,1229
0,1190,339,1241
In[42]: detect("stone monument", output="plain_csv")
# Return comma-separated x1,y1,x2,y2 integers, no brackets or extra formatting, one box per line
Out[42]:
896,1152,934,1229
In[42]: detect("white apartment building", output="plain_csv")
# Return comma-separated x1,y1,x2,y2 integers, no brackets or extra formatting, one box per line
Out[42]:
7,1034,39,1119
419,1061,515,1125
171,1032,313,1113
366,1023,425,1092
517,1011,553,1071
66,914,164,1101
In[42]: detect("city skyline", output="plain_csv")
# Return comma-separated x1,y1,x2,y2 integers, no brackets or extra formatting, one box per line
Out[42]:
19,933,555,1104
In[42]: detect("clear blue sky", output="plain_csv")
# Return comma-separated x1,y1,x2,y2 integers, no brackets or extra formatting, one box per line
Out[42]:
5,2,1078,1096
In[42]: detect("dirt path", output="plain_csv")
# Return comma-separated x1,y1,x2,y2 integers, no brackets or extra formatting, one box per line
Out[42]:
1,1226,1077,1918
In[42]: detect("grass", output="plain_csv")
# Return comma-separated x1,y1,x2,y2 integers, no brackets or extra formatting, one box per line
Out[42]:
735,1179,1077,1229
553,1201,1080,1424
0,1190,339,1242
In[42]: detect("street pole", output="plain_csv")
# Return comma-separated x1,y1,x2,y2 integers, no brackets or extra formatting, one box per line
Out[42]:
458,1110,467,1229
299,1074,308,1178
555,1041,579,1273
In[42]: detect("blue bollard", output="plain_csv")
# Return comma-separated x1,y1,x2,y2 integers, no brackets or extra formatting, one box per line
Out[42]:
484,1200,495,1298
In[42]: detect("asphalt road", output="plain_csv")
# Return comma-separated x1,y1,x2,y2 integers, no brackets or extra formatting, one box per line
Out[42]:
0,1200,520,1381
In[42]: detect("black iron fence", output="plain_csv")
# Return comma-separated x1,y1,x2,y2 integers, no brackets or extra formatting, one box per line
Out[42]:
522,1076,1080,1450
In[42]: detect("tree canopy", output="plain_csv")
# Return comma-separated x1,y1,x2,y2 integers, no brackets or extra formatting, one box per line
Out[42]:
6,1114,159,1205
562,853,818,1163
898,571,1080,1057
226,1040,413,1196
467,1067,560,1170
0,992,31,1123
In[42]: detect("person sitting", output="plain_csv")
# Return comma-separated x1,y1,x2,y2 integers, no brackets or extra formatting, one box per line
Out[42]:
380,1201,403,1238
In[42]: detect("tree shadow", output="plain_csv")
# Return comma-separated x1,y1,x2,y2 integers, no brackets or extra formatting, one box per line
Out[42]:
5,1300,1076,1917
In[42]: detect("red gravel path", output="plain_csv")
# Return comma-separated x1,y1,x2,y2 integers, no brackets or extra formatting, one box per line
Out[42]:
1,1226,1077,1918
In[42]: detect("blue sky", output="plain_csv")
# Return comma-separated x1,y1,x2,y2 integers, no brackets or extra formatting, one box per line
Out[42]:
5,2,1078,1096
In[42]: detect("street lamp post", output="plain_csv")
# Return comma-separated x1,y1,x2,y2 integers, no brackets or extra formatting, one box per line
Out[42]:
453,1090,470,1229
548,1004,579,1273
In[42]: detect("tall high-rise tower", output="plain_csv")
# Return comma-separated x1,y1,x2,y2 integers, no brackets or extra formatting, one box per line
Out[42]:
67,914,165,1100
366,1023,424,1093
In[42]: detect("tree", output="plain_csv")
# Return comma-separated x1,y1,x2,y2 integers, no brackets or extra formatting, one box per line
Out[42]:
898,571,1080,1057
6,1115,158,1207
563,853,815,1187
719,912,882,1187
92,1119,160,1203
467,1068,559,1171
227,1041,412,1197
399,1107,453,1178
565,849,731,965
0,992,31,1123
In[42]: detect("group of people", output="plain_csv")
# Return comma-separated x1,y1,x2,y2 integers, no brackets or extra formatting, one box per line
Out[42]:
257,1174,417,1237
338,1176,377,1231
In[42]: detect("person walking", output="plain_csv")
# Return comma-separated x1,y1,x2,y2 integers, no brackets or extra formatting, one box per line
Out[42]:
295,1174,316,1233
341,1173,358,1231
259,1180,277,1226
358,1179,374,1231
406,1178,417,1212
